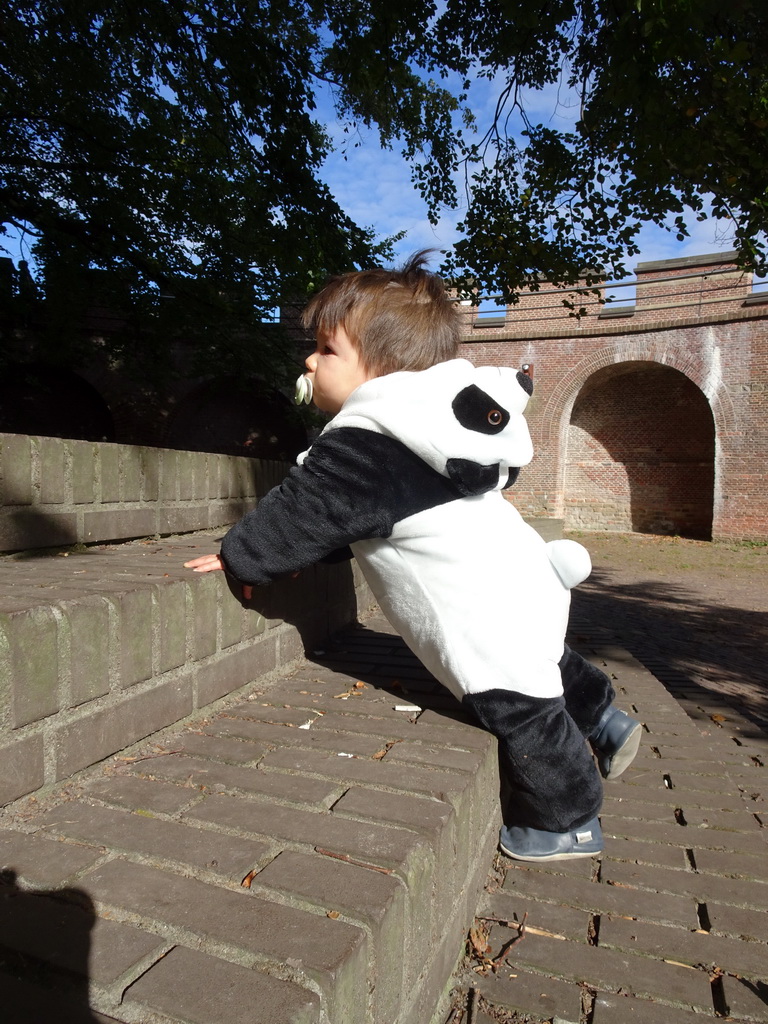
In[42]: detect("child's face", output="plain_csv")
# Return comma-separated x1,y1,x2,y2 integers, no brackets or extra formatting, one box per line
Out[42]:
305,325,373,414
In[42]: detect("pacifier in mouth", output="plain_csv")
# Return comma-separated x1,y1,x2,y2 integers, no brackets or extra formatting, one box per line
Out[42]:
294,374,313,405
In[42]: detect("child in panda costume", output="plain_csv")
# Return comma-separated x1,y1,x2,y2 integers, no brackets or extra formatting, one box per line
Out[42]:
186,254,641,862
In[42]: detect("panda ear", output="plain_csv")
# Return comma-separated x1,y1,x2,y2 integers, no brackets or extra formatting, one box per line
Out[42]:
516,371,533,396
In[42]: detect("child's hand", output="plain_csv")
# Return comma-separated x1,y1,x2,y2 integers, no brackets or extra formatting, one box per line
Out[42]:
184,554,252,600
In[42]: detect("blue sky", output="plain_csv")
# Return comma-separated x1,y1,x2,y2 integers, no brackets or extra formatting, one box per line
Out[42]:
317,73,753,296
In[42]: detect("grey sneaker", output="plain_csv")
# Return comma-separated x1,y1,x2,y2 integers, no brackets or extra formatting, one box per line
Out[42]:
499,817,603,862
590,706,642,780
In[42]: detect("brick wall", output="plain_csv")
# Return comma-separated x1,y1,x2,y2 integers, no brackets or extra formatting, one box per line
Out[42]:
0,433,286,553
460,255,768,542
0,435,375,805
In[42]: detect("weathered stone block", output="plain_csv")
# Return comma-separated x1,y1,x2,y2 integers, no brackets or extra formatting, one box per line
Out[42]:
120,445,142,501
39,437,67,504
130,753,338,807
39,800,271,881
122,945,321,1024
97,442,120,503
157,581,187,674
62,595,111,705
2,604,60,726
82,508,156,543
54,674,194,778
257,849,406,1024
159,448,178,501
70,439,96,504
0,434,33,505
112,586,154,687
80,859,367,1024
194,638,277,708
0,734,45,805
139,445,160,501
0,827,103,884
191,570,218,659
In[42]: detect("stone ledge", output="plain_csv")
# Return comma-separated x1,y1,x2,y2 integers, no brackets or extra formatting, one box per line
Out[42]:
0,530,371,805
0,614,500,1024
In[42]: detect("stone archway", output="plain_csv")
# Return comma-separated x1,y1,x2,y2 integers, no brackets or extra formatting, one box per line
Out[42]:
564,361,715,539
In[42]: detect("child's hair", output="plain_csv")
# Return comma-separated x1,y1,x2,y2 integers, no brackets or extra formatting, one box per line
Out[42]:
302,250,460,376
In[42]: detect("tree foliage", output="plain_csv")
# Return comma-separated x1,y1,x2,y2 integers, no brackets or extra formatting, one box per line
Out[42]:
0,0,455,380
428,0,768,297
1,0,766,375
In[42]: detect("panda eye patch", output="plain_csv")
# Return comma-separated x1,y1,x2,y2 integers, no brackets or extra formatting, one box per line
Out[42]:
452,385,510,434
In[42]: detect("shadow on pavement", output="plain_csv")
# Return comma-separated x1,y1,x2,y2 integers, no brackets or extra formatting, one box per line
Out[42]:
0,870,105,1023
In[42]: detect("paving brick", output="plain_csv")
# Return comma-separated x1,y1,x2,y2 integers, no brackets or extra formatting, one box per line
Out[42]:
204,714,389,757
502,866,697,928
385,741,485,773
258,746,471,802
185,794,425,876
481,891,592,942
39,800,271,881
0,828,103,885
598,915,768,982
0,884,166,986
225,703,329,727
720,974,768,1022
195,638,278,707
603,816,768,854
676,805,763,831
605,837,692,871
504,932,712,1010
332,786,454,837
332,782,466,955
130,753,340,807
591,990,709,1023
256,850,405,1024
476,965,582,1022
602,858,768,911
0,733,45,805
83,774,203,814
177,731,272,764
2,604,60,726
54,675,194,778
692,846,768,880
122,945,320,1024
81,859,367,1024
707,901,768,942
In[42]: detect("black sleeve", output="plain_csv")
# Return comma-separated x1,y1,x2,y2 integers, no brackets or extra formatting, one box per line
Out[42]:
219,426,462,585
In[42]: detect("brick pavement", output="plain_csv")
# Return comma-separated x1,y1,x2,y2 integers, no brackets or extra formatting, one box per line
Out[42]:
447,626,768,1024
1,606,766,1022
0,611,500,1024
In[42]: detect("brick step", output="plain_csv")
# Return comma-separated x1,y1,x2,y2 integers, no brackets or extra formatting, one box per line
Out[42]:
0,530,372,805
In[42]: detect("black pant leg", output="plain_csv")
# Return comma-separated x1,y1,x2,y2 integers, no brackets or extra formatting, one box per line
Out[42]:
464,688,603,832
558,644,615,737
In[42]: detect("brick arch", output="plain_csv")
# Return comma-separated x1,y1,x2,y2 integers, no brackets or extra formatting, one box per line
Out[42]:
560,361,716,538
539,335,735,452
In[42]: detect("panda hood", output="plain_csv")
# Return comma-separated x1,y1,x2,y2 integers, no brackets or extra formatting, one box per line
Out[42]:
310,358,534,492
